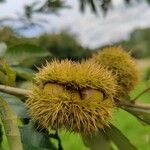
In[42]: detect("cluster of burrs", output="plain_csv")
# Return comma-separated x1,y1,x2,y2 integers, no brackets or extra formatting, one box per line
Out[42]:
26,46,139,135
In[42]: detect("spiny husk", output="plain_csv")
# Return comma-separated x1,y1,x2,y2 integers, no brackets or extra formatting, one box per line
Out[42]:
26,86,114,135
35,60,75,87
27,59,117,134
93,46,140,98
35,60,117,97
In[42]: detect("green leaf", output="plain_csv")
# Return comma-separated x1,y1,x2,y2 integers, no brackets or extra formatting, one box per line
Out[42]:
0,62,16,86
20,121,57,150
4,44,50,67
105,124,137,150
0,123,2,148
82,131,112,150
3,63,16,86
12,67,34,81
0,71,7,85
123,107,150,125
0,92,28,118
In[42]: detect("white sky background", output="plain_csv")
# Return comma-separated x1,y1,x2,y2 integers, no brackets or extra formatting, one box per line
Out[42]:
0,0,150,48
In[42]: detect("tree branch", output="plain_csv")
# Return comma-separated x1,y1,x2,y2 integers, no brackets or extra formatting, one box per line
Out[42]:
116,100,150,110
0,84,149,110
0,84,30,96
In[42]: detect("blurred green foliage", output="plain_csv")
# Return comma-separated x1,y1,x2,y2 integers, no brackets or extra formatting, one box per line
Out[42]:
1,26,150,62
0,27,92,61
2,26,150,61
0,27,36,46
119,28,150,58
37,32,92,60
0,124,2,148
144,67,150,81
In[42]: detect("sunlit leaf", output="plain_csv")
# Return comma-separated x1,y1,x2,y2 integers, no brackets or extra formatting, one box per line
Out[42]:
123,106,150,125
82,130,112,150
105,124,137,150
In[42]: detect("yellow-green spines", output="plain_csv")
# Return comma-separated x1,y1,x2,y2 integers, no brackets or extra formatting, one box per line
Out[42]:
35,60,117,97
26,60,117,134
26,86,114,134
94,46,139,97
35,60,75,86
